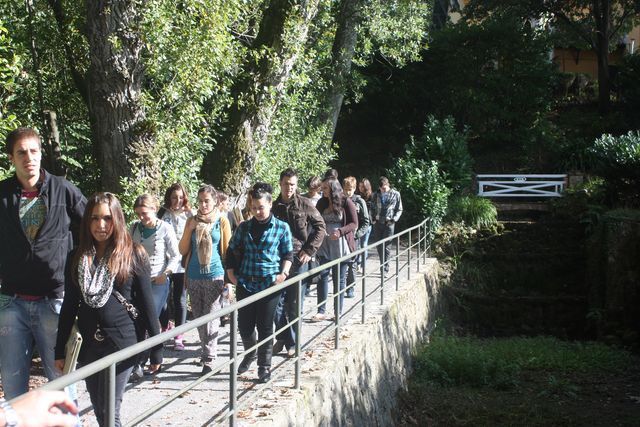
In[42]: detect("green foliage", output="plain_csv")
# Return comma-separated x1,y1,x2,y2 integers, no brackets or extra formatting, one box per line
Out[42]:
590,131,640,174
432,222,481,261
356,0,430,68
446,196,497,229
421,10,556,150
2,0,430,205
389,158,449,233
416,116,472,193
549,177,606,220
413,335,633,390
256,102,336,189
619,53,640,118
389,115,475,232
0,20,22,180
588,131,640,207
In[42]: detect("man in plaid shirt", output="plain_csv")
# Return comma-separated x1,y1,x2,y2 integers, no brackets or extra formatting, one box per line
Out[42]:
229,215,293,292
226,184,293,383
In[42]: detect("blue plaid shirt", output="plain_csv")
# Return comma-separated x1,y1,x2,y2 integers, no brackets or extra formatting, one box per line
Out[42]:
229,215,293,292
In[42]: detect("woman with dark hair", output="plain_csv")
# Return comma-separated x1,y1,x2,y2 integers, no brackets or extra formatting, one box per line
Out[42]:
159,182,194,350
310,177,358,322
179,184,232,374
54,192,162,427
357,178,374,270
226,184,293,383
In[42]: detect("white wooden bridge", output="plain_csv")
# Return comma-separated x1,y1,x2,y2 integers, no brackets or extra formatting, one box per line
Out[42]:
477,174,567,198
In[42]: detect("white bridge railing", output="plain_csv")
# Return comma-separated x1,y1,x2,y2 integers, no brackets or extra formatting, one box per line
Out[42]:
477,174,567,198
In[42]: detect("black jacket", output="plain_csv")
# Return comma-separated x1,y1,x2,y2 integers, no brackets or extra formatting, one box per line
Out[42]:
273,193,326,257
55,248,163,365
0,170,86,297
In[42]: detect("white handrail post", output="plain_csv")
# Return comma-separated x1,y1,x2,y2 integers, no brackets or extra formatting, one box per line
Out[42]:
333,264,340,349
407,229,412,281
107,364,116,427
361,258,367,324
417,225,421,273
380,241,385,306
229,309,238,425
294,278,303,389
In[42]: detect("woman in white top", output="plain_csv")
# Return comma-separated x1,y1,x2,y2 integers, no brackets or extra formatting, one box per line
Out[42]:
131,194,181,316
159,183,194,350
128,195,180,379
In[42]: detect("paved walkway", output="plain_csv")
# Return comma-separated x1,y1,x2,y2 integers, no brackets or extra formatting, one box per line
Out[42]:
71,241,426,426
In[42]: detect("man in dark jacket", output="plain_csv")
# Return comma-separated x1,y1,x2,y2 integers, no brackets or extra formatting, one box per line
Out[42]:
0,127,86,399
272,168,325,356
371,176,402,275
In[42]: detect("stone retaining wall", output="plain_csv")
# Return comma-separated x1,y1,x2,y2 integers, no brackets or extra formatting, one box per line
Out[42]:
259,258,441,426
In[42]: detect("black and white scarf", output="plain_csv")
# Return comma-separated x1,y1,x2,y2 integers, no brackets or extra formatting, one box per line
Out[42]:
78,250,116,308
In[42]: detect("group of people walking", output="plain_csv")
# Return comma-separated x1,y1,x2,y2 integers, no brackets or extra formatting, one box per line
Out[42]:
0,127,402,426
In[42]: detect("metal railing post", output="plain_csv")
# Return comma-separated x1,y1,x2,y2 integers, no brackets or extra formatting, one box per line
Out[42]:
407,229,412,281
380,241,385,306
295,278,303,389
417,225,421,273
229,309,238,426
423,222,427,263
361,258,366,324
333,264,340,349
107,364,115,427
395,235,399,291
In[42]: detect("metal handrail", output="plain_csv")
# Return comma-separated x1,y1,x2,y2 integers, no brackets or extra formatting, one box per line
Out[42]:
37,217,432,426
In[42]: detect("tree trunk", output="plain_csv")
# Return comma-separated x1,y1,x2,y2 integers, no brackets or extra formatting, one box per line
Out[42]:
594,0,611,115
321,0,364,142
43,110,65,176
200,0,320,200
85,0,150,192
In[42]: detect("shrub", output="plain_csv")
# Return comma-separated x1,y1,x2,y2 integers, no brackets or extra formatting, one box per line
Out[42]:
446,196,497,229
389,158,450,233
588,131,640,207
618,53,640,119
416,116,473,194
388,116,473,232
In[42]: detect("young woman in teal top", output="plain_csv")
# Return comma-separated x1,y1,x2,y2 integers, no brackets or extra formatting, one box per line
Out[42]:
178,184,232,374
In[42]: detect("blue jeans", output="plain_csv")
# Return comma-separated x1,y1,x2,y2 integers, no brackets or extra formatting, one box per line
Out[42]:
316,256,348,316
151,277,170,320
274,259,309,348
0,295,64,399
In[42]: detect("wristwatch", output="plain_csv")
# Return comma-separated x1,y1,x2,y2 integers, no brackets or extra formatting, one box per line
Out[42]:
0,399,20,427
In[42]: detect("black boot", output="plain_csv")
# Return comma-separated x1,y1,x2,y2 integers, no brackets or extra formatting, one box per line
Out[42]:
238,332,257,374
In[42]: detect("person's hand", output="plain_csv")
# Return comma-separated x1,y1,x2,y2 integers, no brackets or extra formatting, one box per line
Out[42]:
153,273,167,285
185,217,197,232
275,273,287,284
224,283,235,300
297,251,311,264
329,230,340,240
54,359,65,373
10,389,79,427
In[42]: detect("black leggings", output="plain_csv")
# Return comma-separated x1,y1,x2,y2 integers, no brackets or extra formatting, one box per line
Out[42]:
160,273,188,329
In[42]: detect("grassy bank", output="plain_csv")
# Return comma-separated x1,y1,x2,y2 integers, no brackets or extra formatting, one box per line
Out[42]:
397,335,640,426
